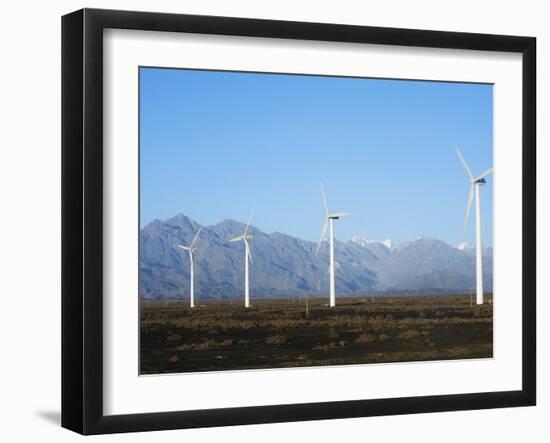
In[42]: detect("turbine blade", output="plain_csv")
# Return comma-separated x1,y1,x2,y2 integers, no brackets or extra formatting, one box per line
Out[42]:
315,220,328,255
229,235,245,242
244,209,255,235
190,227,202,249
464,184,474,231
176,244,190,250
475,167,494,181
455,145,473,180
245,238,253,264
320,183,329,216
329,212,352,218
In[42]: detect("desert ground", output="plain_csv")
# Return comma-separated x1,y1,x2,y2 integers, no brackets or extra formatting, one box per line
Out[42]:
140,294,493,374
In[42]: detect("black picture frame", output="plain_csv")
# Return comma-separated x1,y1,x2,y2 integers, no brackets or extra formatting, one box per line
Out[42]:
62,8,536,435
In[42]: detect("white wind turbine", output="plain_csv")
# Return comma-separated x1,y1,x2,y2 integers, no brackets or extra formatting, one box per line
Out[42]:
455,145,494,305
229,210,255,308
176,227,202,308
315,184,351,307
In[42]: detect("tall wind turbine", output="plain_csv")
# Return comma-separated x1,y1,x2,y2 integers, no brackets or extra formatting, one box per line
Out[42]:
315,184,351,307
176,227,202,308
455,145,493,305
229,210,255,308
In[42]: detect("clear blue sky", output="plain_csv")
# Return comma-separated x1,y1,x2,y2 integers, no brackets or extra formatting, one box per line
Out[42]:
140,67,493,247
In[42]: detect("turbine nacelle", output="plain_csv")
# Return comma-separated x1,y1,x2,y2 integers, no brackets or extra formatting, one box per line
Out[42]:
316,184,351,255
327,212,352,220
456,145,493,231
175,227,202,253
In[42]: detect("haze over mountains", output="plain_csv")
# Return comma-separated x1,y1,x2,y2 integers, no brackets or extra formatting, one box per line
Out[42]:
139,214,493,300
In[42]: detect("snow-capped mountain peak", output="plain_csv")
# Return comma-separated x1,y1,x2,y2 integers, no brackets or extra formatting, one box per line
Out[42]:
457,242,473,251
380,239,393,249
351,235,393,249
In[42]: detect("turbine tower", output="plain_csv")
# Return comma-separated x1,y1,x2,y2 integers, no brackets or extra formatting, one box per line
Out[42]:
315,184,351,307
455,145,493,305
229,210,255,308
176,227,202,308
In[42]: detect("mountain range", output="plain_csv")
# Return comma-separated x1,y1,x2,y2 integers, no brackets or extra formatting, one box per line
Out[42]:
139,214,493,300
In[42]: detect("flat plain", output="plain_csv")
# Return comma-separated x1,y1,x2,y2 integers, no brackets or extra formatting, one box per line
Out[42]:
140,295,493,374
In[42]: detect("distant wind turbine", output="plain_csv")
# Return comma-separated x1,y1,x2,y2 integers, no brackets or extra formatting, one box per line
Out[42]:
315,183,351,307
455,145,494,305
176,227,202,308
229,210,255,308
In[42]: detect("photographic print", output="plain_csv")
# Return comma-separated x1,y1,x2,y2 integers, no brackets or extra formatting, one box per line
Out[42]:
139,67,494,375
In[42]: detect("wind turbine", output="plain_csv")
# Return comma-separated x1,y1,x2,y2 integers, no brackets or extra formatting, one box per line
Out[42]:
229,210,255,308
315,184,351,307
455,145,493,305
176,227,202,308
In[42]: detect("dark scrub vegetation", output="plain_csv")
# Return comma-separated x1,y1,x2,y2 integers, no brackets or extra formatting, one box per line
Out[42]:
140,295,493,374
